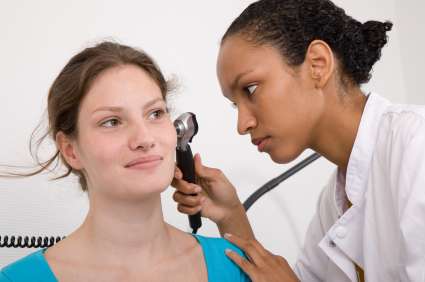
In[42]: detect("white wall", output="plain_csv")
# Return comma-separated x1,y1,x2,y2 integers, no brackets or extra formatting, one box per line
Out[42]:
395,0,425,104
0,0,422,268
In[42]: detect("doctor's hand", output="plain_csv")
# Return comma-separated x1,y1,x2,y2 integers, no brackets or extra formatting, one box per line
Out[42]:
172,153,255,239
224,233,300,282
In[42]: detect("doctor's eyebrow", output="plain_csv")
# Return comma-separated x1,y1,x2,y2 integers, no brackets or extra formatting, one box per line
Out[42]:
230,70,255,91
91,97,165,115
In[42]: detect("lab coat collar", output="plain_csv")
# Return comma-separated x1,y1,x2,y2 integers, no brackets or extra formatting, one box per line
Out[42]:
345,93,391,206
320,173,366,281
319,93,391,281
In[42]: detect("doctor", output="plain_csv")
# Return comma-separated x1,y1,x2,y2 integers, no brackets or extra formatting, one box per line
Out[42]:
172,0,425,281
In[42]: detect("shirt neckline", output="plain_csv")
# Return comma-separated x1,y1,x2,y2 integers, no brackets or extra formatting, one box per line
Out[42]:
38,234,211,282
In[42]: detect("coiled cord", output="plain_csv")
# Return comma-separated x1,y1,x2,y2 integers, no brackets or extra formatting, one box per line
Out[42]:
0,235,64,248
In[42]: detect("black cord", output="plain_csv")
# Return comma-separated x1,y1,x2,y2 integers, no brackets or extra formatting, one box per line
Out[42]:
243,152,321,211
0,235,65,248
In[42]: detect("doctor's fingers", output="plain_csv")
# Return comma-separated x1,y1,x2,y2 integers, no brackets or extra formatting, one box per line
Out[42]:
171,176,202,194
173,190,204,207
177,202,202,215
174,161,218,195
174,165,183,179
225,244,298,282
225,250,257,279
174,154,224,182
224,233,271,267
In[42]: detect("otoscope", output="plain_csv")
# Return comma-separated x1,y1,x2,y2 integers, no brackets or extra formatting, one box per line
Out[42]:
174,112,202,234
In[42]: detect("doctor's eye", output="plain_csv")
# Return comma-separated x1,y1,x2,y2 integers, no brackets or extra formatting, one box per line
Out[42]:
244,84,258,96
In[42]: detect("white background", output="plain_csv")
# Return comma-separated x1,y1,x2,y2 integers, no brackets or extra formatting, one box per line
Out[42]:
0,0,424,267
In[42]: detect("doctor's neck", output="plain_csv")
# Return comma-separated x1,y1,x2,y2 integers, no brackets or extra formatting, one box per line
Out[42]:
310,86,368,172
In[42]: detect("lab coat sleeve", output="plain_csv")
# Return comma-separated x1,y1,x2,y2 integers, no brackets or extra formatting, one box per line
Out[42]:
386,112,425,280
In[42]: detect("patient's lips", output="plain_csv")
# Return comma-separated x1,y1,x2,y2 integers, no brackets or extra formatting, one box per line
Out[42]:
125,155,163,169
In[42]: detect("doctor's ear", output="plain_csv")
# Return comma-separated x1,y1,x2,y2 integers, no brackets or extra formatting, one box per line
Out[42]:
56,131,83,170
305,40,335,89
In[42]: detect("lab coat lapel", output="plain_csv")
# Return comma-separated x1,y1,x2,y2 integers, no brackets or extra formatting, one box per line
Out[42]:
318,204,365,281
319,93,390,280
317,177,363,282
328,200,366,267
317,173,366,281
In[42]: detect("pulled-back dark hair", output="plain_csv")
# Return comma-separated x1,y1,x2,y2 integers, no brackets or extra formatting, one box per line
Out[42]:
222,0,393,85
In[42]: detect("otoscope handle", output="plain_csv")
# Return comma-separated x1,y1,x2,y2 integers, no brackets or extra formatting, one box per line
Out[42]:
176,145,202,233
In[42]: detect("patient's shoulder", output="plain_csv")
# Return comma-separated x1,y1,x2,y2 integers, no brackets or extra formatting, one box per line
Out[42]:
192,234,251,282
1,249,57,282
193,234,245,256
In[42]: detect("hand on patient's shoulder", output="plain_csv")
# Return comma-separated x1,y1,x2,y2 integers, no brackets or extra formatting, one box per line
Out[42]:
193,234,251,282
224,233,299,282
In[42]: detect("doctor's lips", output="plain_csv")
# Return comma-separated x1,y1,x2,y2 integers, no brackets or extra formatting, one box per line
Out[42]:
125,155,163,169
251,136,271,152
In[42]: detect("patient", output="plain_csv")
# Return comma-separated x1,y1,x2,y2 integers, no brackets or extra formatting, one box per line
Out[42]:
0,41,249,282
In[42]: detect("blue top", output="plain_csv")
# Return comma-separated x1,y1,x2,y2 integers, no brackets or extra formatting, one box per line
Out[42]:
0,234,250,282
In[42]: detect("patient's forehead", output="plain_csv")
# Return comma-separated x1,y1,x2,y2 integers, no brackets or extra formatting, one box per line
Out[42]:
80,65,164,114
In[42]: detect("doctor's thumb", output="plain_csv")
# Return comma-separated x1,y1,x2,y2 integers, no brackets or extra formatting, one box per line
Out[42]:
194,153,210,178
194,153,224,181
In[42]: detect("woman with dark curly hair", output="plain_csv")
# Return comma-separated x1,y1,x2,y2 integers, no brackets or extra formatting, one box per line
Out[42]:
172,0,425,281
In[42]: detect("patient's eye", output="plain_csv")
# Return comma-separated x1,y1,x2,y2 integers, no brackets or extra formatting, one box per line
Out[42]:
148,108,167,120
100,118,121,128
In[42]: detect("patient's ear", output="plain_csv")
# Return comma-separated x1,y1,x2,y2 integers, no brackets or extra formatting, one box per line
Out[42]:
56,131,83,170
305,40,335,89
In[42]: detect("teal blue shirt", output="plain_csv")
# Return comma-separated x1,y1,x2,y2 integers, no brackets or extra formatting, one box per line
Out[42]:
0,234,250,282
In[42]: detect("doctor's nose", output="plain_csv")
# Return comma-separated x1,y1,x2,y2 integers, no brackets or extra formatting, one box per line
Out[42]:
237,106,257,135
129,123,156,151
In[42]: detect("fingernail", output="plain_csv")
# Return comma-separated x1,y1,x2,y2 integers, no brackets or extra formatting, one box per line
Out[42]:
225,248,233,254
194,186,202,193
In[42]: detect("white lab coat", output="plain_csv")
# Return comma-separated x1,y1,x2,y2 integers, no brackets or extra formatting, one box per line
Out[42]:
294,93,425,282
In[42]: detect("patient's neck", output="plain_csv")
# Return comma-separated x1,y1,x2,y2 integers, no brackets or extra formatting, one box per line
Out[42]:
74,192,173,266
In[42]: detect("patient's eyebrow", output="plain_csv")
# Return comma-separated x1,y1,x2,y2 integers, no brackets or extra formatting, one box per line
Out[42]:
91,98,165,114
143,97,165,110
92,106,123,114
